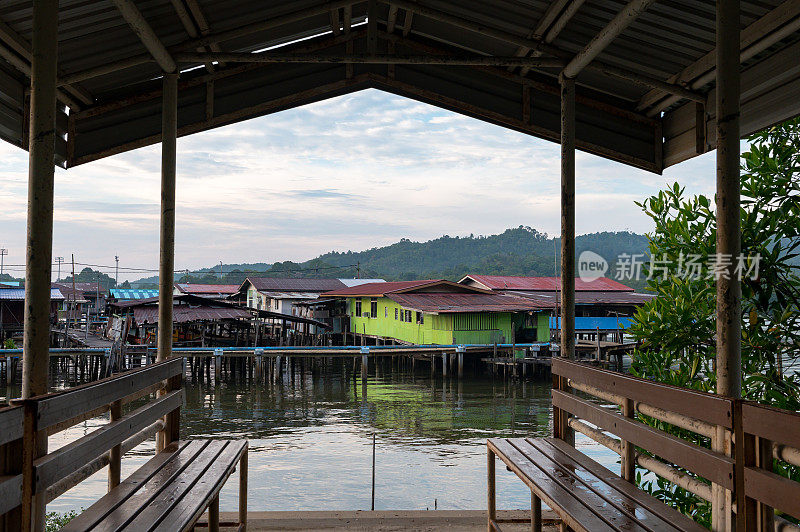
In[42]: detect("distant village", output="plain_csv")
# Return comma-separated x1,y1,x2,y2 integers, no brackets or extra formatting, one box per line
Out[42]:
0,275,652,353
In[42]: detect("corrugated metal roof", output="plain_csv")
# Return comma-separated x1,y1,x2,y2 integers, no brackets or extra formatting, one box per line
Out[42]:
461,275,634,292
132,305,252,324
245,277,347,292
2,1,798,172
338,278,386,287
52,282,110,294
0,287,65,300
175,283,239,294
109,288,159,300
387,292,548,313
324,279,442,297
511,290,654,306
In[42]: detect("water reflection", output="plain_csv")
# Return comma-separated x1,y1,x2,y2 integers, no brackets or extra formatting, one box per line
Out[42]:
31,357,617,513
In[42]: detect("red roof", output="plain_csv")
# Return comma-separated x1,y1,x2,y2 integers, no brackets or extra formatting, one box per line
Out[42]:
387,293,550,313
175,283,239,295
324,280,442,297
461,275,634,292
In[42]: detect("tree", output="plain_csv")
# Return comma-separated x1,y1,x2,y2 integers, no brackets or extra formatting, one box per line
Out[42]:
629,117,800,523
60,267,116,290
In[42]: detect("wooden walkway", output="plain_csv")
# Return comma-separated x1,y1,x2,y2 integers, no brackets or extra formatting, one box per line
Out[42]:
203,510,558,531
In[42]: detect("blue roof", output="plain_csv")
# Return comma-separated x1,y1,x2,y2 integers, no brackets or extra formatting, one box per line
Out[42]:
110,289,159,300
0,287,64,300
550,316,633,331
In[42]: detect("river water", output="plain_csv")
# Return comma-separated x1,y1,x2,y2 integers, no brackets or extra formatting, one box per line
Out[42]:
8,357,618,514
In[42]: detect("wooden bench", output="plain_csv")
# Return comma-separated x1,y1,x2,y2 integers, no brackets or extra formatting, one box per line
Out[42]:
488,358,736,532
4,358,248,531
488,437,706,531
61,439,248,532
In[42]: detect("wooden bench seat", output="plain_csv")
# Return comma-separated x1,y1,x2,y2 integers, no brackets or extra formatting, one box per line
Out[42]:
62,439,248,532
488,437,706,532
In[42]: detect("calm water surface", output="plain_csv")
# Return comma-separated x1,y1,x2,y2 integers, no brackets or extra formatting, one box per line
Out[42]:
10,358,618,513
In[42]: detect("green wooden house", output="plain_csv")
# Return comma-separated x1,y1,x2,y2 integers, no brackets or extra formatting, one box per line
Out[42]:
325,280,551,345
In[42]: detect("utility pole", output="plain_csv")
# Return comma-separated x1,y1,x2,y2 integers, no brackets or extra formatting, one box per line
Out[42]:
219,261,224,280
0,247,7,277
56,256,64,282
115,255,119,286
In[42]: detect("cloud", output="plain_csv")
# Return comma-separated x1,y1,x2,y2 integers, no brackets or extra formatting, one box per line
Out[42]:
0,89,720,281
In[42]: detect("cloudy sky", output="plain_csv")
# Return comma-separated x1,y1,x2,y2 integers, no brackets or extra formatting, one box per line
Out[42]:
0,89,717,281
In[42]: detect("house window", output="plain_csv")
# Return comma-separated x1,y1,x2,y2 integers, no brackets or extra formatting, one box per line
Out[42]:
355,300,362,317
370,298,378,318
394,308,398,320
416,312,423,324
385,307,388,318
405,310,412,322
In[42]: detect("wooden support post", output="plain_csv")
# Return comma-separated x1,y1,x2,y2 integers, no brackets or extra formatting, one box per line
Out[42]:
22,2,58,529
442,352,447,377
458,352,464,378
713,1,741,529
361,354,368,379
239,445,248,530
209,495,219,532
214,349,222,383
108,399,122,490
557,73,576,447
487,447,496,531
532,492,542,532
157,72,178,363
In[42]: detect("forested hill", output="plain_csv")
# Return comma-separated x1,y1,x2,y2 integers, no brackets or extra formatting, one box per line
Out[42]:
140,227,650,289
317,227,649,282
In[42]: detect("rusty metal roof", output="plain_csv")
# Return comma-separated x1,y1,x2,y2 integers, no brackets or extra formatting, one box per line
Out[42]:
461,275,634,292
243,277,347,293
324,279,458,296
1,1,798,172
387,292,549,313
174,283,239,295
509,289,654,307
131,305,252,324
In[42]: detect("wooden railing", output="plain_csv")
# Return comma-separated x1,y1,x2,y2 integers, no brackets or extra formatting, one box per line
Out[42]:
0,358,182,531
552,358,800,531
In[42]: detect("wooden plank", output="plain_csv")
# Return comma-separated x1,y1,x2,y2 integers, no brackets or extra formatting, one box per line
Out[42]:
535,439,706,531
36,358,182,431
60,440,197,532
151,441,247,531
744,466,800,518
118,440,229,531
512,440,670,532
0,406,23,446
35,390,183,492
0,474,22,515
487,438,616,532
552,390,734,488
741,401,800,448
552,358,733,427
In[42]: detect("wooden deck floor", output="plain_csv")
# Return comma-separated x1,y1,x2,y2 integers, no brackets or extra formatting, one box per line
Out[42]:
203,510,559,531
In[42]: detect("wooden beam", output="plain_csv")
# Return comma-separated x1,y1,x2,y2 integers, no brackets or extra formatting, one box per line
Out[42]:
174,51,566,67
561,0,657,78
0,18,90,108
330,8,341,36
402,9,414,36
639,0,800,114
111,0,177,73
387,5,399,33
520,0,586,76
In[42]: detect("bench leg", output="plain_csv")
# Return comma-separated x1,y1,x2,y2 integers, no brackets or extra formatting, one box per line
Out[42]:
209,496,219,532
239,445,248,531
488,447,496,532
531,492,541,532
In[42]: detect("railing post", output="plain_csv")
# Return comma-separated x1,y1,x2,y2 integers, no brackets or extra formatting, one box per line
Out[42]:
621,398,635,482
108,400,122,490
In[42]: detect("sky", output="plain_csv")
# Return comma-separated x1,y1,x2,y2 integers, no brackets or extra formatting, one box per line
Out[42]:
0,89,718,282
